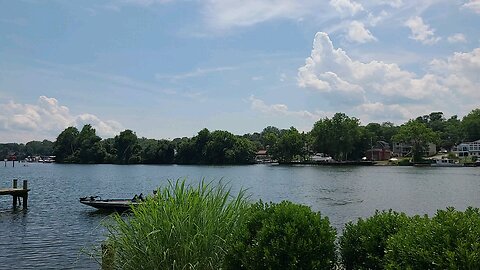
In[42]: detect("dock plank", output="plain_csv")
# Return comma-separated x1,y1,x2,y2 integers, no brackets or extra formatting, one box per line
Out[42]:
0,188,30,196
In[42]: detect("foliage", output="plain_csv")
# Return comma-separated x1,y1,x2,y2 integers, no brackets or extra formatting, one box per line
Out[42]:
442,115,463,150
138,138,174,164
224,200,337,270
114,130,140,164
311,113,361,161
225,137,257,164
25,140,54,156
462,109,480,142
393,120,438,162
397,158,411,166
385,207,480,270
53,126,80,163
105,179,249,270
339,210,410,270
175,129,255,165
77,124,105,163
270,127,306,162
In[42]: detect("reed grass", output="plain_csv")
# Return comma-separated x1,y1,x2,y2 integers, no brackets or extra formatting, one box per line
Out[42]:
104,179,249,270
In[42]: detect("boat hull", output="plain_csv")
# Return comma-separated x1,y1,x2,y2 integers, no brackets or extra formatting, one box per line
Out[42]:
80,198,140,211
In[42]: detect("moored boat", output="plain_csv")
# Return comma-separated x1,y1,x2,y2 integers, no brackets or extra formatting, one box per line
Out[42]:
79,196,142,211
431,158,463,167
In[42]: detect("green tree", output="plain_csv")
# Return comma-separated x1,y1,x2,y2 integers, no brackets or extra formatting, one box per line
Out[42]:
261,126,281,149
175,138,197,164
380,122,399,145
442,115,462,150
53,126,79,163
77,124,104,163
139,138,174,164
205,130,236,164
225,137,256,164
101,138,117,163
114,129,140,164
270,127,305,163
393,120,438,163
25,140,54,156
311,113,361,161
462,108,480,142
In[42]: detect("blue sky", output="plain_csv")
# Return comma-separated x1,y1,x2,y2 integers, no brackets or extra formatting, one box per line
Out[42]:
1,0,479,142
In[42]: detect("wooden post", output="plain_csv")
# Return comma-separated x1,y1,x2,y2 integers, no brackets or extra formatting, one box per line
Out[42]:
102,243,115,270
23,180,28,209
13,179,18,208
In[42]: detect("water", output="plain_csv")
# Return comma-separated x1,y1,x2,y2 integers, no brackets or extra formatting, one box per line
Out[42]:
1,163,479,269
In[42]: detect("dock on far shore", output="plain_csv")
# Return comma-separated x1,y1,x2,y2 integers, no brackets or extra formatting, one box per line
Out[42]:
0,179,30,209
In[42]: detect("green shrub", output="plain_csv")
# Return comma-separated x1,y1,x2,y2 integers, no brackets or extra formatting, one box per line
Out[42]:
224,200,336,270
339,210,409,270
385,207,480,270
397,159,411,166
104,179,249,270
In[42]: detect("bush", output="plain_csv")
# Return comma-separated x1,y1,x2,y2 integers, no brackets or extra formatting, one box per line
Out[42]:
339,210,409,270
104,179,249,270
397,159,411,166
224,201,336,270
385,207,480,270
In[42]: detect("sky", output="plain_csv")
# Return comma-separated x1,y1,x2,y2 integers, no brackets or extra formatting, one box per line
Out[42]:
1,0,479,142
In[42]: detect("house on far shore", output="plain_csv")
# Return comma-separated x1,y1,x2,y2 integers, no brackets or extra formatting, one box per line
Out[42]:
453,139,480,158
255,150,270,163
365,141,392,161
392,142,436,157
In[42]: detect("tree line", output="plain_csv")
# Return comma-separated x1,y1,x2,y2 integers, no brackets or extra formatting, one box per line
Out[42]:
2,108,479,164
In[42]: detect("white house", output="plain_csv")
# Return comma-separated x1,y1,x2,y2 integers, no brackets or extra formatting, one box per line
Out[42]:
453,140,480,157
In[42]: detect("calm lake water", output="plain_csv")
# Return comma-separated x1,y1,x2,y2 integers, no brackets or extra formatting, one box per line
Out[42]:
1,163,479,269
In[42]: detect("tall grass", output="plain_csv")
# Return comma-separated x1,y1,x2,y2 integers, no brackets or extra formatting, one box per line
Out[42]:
104,179,249,270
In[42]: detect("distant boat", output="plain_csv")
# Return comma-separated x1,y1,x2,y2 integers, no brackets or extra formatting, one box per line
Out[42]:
79,196,142,211
431,158,463,167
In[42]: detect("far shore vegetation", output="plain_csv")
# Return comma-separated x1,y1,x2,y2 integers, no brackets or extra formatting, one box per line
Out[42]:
1,109,479,165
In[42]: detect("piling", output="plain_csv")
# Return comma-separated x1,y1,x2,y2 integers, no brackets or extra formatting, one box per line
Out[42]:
0,179,30,209
23,180,28,209
13,179,17,208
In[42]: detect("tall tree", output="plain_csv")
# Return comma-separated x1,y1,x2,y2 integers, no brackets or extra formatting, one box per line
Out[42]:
311,113,361,161
442,115,462,150
77,124,104,163
53,127,79,163
393,120,438,162
462,109,480,142
270,127,305,163
25,140,54,156
225,137,256,164
205,130,236,164
114,130,140,164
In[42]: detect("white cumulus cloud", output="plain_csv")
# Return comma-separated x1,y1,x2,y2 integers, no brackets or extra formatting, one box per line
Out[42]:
297,32,480,123
405,16,441,45
0,96,123,142
346,21,377,43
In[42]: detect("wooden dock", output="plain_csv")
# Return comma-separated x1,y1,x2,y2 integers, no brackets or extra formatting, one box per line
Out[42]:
0,179,30,209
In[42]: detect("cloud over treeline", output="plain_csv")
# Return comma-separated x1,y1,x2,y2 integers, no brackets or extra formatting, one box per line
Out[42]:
0,96,122,142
